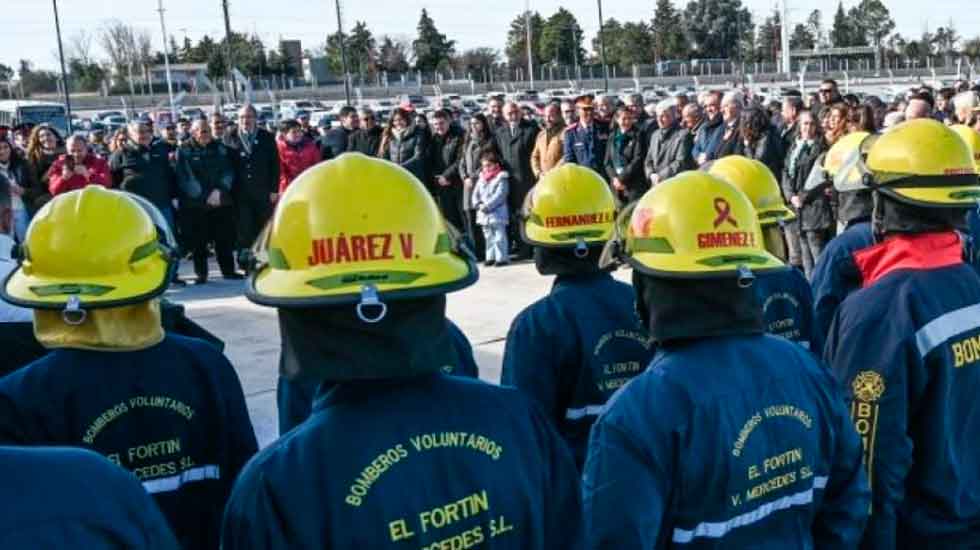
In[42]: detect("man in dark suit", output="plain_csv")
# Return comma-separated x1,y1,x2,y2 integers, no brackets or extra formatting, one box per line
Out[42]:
429,109,466,231
495,101,539,260
232,105,280,271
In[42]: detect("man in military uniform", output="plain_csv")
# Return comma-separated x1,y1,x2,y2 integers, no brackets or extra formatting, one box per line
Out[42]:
502,164,654,469
223,153,583,549
825,119,980,548
563,96,609,175
584,171,869,548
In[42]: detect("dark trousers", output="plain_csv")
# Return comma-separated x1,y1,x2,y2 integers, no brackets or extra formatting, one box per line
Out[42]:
237,196,274,250
435,186,466,234
801,229,831,279
784,221,804,269
183,205,238,279
464,209,486,261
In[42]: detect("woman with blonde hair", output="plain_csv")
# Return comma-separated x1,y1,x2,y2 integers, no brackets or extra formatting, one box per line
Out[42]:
24,125,63,216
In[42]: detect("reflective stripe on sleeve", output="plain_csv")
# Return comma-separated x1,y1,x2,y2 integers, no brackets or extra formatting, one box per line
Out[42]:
565,405,605,420
142,465,221,495
671,476,829,544
915,303,980,359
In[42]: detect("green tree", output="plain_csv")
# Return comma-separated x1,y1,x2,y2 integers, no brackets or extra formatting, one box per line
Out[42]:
962,37,980,58
651,0,687,60
16,60,59,95
790,24,816,50
504,10,545,68
378,36,410,73
68,58,107,92
540,8,585,67
681,0,753,60
932,24,960,56
805,10,824,48
592,18,623,65
337,21,377,77
412,9,455,72
830,2,851,47
852,0,893,53
455,48,499,78
0,63,13,82
755,10,782,62
590,19,653,67
179,37,195,62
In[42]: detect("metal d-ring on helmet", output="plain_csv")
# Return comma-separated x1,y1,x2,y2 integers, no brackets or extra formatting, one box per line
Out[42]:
246,152,479,322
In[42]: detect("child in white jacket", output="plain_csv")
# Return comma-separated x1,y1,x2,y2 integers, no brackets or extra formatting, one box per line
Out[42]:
471,148,510,266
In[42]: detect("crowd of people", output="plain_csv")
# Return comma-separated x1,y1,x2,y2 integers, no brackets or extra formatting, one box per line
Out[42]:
2,78,980,276
2,74,980,549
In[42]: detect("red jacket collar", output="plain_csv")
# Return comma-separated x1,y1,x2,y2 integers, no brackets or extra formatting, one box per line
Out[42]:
853,231,964,288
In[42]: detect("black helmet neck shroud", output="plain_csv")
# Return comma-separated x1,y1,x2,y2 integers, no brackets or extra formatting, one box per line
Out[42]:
277,295,459,381
632,271,764,347
872,192,968,241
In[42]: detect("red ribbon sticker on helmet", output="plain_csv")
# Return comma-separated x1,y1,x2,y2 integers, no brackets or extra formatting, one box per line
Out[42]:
713,198,738,228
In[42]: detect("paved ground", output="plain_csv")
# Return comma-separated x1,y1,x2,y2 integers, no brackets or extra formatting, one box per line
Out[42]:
168,260,627,448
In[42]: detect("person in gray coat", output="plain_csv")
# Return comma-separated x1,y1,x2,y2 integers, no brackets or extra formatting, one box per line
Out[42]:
494,102,539,259
644,100,694,186
459,114,496,261
380,108,429,182
471,148,510,267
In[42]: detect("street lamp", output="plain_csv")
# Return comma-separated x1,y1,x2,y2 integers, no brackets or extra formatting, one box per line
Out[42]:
52,0,73,133
157,0,177,121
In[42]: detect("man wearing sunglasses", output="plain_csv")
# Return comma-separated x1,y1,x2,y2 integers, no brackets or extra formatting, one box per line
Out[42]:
814,79,842,115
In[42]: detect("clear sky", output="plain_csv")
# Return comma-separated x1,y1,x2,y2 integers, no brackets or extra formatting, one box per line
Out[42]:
4,0,979,73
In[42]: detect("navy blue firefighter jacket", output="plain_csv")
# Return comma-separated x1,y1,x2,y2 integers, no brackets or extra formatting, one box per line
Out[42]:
584,334,870,549
825,231,980,549
754,267,816,350
223,374,584,550
0,445,179,549
810,221,875,355
0,334,258,550
501,272,654,469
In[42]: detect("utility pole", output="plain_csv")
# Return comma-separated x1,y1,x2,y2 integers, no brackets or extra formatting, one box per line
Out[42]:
52,0,73,133
780,0,791,75
596,0,609,92
334,0,352,105
525,0,534,89
157,0,177,121
221,0,237,101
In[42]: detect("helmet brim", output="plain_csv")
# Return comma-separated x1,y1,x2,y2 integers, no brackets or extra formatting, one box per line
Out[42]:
879,185,980,208
625,248,785,279
1,256,172,310
246,254,478,308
